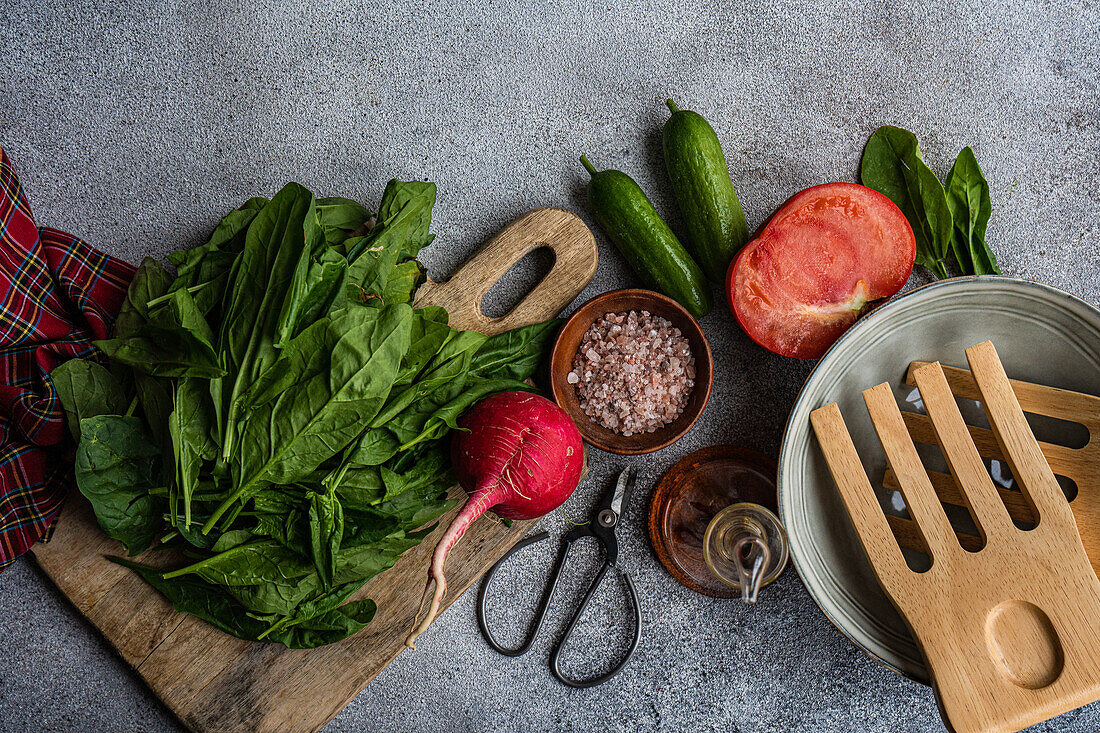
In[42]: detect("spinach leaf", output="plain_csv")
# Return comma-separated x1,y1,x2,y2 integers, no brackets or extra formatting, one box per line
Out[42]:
252,495,306,544
227,574,320,616
346,180,436,297
50,360,130,441
216,304,412,526
945,146,1000,275
251,486,308,519
274,246,347,348
140,374,179,522
860,126,953,279
348,317,548,463
379,259,425,306
170,376,217,526
335,443,452,510
124,552,373,648
379,448,451,503
308,488,343,588
216,183,319,463
372,340,538,454
348,429,402,467
368,457,457,531
264,599,377,649
339,464,455,543
210,529,254,552
111,257,173,339
392,307,453,386
74,415,163,555
171,520,252,552
377,486,458,532
367,329,487,432
411,375,537,448
316,196,372,250
334,530,436,585
369,318,553,441
167,197,267,317
470,319,560,381
257,578,361,639
273,193,366,347
376,181,437,260
333,466,384,506
135,375,173,449
172,515,222,550
96,287,224,378
161,539,314,586
111,557,271,640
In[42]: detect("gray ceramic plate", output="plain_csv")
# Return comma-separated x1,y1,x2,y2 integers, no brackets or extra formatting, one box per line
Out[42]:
778,277,1100,684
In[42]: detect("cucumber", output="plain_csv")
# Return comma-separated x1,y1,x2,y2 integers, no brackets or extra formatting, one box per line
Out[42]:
662,99,749,283
580,155,712,318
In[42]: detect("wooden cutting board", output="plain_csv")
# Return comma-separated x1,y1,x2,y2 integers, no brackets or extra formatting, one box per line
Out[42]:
29,207,598,733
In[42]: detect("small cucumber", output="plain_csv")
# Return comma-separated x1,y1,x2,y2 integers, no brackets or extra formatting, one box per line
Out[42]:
580,156,712,318
662,99,749,283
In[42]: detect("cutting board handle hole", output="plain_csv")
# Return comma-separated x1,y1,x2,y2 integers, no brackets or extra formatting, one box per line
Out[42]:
480,245,556,319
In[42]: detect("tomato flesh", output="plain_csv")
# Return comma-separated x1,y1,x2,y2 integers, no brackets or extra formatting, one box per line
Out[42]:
727,183,915,359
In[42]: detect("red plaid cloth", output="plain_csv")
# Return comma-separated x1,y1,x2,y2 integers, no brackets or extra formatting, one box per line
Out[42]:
0,147,134,569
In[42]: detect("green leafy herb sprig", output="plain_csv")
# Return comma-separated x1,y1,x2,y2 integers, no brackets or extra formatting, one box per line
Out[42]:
860,125,1000,278
52,180,558,648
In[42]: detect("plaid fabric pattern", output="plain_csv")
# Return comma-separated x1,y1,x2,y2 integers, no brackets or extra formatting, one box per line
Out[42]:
0,146,134,569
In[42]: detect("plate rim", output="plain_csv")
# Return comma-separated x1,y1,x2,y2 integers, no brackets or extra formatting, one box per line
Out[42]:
777,275,1100,685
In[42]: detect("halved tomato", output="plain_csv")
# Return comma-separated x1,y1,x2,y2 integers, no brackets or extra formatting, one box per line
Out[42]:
727,183,915,359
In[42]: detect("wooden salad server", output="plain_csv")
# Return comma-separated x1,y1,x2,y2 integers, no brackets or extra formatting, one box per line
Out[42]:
883,363,1100,566
811,341,1100,733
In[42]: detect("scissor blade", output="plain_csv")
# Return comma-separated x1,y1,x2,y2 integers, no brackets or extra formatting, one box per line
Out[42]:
608,467,636,519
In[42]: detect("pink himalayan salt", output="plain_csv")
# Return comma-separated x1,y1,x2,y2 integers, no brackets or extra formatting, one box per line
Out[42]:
565,310,695,436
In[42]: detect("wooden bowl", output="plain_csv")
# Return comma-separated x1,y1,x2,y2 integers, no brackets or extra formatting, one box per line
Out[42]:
549,289,713,455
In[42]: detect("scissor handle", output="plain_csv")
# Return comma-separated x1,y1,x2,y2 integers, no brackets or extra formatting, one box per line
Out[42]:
478,529,642,687
478,531,565,657
549,560,642,689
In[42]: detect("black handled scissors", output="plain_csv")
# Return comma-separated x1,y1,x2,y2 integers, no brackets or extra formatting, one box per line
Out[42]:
477,467,642,688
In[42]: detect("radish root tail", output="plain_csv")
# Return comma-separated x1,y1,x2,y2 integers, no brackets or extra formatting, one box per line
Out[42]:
404,485,498,649
404,567,447,648
404,579,435,650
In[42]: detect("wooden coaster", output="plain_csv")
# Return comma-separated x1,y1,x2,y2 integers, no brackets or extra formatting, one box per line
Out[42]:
647,445,778,597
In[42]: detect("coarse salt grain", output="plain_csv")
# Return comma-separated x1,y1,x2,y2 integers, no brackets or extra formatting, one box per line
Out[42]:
570,309,695,436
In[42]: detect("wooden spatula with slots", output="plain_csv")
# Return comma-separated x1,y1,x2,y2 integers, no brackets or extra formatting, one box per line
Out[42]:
884,363,1100,563
811,341,1100,733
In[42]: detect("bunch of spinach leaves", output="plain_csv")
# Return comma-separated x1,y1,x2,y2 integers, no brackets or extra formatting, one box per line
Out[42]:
860,126,1000,278
52,180,558,648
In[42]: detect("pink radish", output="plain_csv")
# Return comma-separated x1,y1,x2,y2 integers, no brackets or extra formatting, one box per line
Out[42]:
404,391,584,648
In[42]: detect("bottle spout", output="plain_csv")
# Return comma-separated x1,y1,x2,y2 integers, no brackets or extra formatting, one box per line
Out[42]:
733,534,771,604
703,502,789,602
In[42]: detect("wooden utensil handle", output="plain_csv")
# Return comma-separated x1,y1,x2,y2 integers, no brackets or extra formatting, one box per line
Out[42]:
413,207,597,336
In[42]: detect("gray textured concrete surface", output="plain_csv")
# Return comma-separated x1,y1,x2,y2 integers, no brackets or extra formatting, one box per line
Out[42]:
1,0,1098,731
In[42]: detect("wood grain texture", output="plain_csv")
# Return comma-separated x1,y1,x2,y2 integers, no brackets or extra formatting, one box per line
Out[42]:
887,362,1099,573
548,288,713,455
413,206,597,336
28,207,598,733
812,342,1100,733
